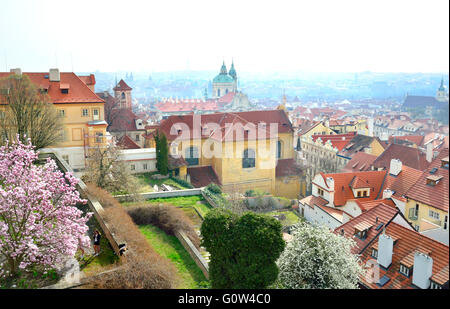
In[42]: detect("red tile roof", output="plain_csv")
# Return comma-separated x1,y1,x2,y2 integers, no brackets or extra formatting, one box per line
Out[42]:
388,135,425,147
159,110,293,142
404,148,449,212
217,92,236,104
108,109,144,132
187,166,221,188
373,143,430,171
0,72,104,104
358,222,449,289
355,199,396,212
335,203,400,254
276,158,303,177
113,79,132,91
311,132,356,151
78,74,96,86
382,165,423,201
318,171,387,206
117,134,141,149
299,195,329,208
342,152,378,172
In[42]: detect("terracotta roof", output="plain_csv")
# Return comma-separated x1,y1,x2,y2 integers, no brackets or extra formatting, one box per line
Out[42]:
355,199,396,212
159,110,293,142
404,148,449,212
78,74,96,86
358,222,449,289
117,134,141,149
373,144,430,171
388,135,425,147
342,152,377,172
168,155,187,169
108,109,144,132
318,170,387,206
0,72,104,104
296,120,321,136
113,79,132,91
311,132,356,151
339,135,378,158
217,92,236,104
299,195,329,208
382,165,424,200
335,203,400,254
276,159,303,177
317,204,348,222
187,166,221,188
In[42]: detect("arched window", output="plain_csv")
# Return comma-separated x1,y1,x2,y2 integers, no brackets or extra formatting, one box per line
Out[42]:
242,149,255,169
225,88,229,94
217,89,220,97
185,146,199,166
121,92,125,99
277,140,283,159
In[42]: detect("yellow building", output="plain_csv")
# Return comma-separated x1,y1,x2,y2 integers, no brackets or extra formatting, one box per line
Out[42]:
158,110,303,199
0,69,107,170
328,119,368,135
404,149,449,236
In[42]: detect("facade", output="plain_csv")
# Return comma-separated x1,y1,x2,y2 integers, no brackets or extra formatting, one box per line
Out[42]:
157,109,303,199
113,79,132,109
404,149,449,243
0,68,107,170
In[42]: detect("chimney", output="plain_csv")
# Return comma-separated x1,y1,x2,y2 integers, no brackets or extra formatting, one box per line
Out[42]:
10,68,22,76
426,142,433,163
412,252,433,289
49,68,60,82
382,189,394,199
377,232,393,268
389,159,402,176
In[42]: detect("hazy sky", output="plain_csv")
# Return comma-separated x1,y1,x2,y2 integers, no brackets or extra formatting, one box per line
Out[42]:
1,0,449,73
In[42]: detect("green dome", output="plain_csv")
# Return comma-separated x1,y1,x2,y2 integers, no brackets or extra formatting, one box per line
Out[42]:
213,74,234,83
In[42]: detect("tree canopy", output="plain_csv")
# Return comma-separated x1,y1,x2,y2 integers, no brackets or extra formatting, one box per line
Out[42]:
277,222,363,289
201,208,285,289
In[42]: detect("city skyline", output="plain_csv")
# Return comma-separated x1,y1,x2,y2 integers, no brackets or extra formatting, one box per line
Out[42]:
1,0,449,74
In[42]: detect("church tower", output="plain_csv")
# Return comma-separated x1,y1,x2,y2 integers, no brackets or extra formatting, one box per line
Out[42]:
436,77,449,102
113,79,133,109
212,61,238,98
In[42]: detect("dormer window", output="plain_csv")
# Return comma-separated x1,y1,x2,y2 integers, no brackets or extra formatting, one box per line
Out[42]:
426,175,443,186
430,281,442,289
399,264,411,277
354,221,372,240
441,157,449,169
371,248,378,258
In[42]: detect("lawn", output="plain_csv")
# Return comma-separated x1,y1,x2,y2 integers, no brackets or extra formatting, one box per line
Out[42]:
78,232,118,276
134,173,191,193
121,195,207,208
139,225,208,289
265,210,300,227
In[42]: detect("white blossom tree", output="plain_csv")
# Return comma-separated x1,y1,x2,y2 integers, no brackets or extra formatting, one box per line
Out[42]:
277,222,363,289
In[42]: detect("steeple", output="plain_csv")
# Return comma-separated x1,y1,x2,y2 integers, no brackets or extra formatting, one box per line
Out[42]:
220,61,227,74
439,76,445,91
229,59,237,80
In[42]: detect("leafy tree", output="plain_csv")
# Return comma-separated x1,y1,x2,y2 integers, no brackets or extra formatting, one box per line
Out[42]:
154,130,168,175
0,74,63,149
0,137,91,278
201,208,285,289
277,222,363,289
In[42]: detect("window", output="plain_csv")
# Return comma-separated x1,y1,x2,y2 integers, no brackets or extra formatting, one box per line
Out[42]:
429,210,440,220
93,109,99,120
130,164,135,171
135,134,140,142
399,264,411,277
363,190,368,197
143,163,148,170
217,89,220,97
355,229,368,240
61,88,68,94
185,146,199,166
0,111,5,119
121,92,125,99
277,140,282,159
242,149,256,169
95,132,103,143
82,109,89,117
371,248,378,258
318,188,324,196
58,109,65,117
357,191,362,197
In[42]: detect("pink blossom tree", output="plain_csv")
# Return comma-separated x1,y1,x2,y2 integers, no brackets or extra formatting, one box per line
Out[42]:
0,137,91,278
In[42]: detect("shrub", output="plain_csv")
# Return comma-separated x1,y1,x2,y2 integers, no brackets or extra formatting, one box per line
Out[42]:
127,205,200,248
84,185,178,289
205,183,222,194
170,176,194,189
201,208,285,289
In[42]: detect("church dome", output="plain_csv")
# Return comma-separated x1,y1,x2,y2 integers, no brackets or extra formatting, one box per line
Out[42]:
213,74,234,83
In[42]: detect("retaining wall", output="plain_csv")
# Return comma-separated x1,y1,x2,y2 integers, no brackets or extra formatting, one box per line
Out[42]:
174,230,209,279
115,188,203,203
